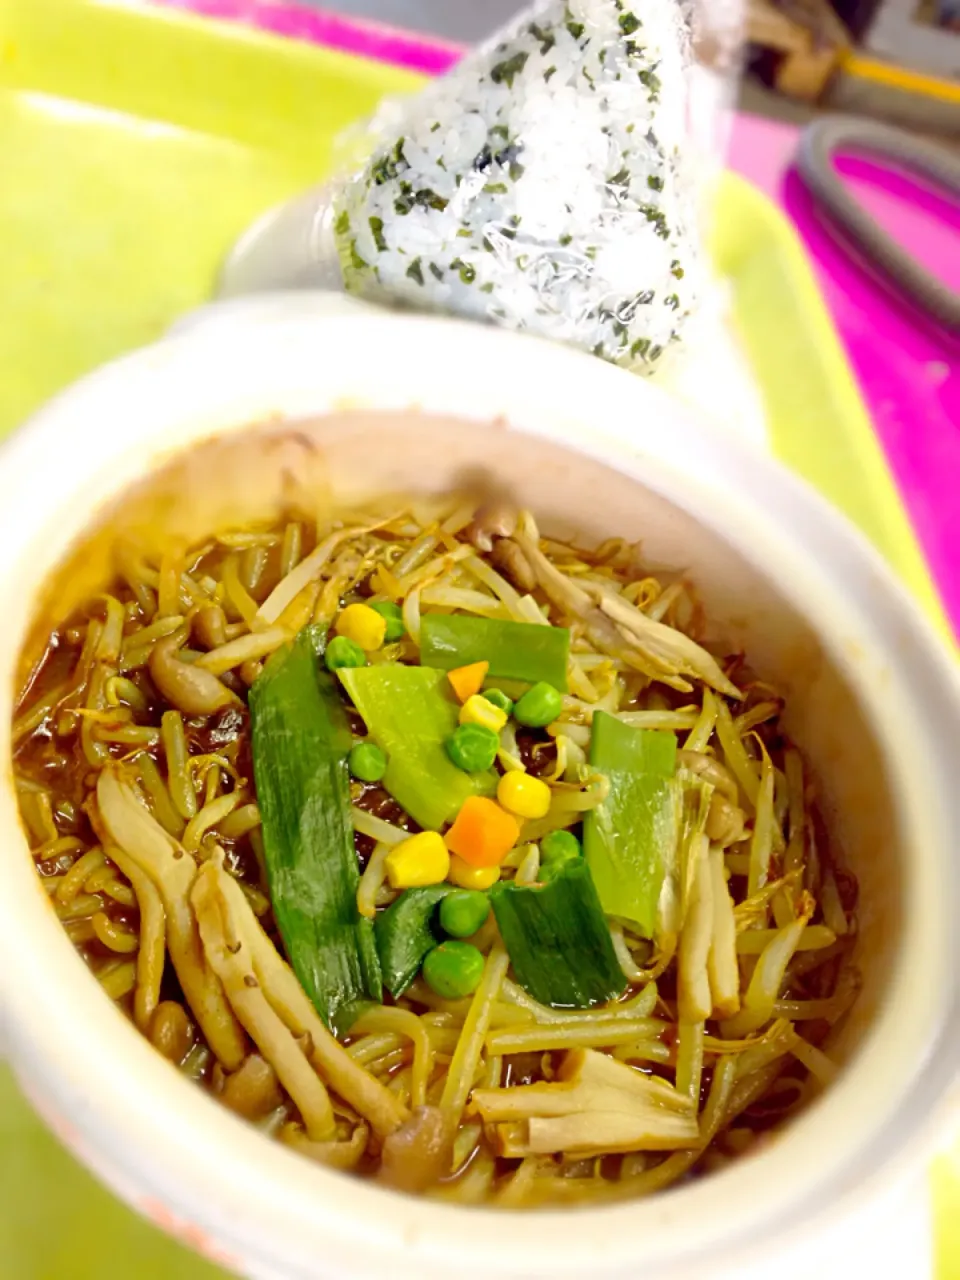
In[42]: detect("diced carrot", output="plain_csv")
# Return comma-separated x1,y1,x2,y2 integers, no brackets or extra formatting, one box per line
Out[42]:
447,661,489,703
445,796,520,868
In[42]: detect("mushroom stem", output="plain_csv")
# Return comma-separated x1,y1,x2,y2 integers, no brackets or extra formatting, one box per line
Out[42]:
198,861,408,1141
96,769,247,1069
192,865,337,1142
105,841,166,1033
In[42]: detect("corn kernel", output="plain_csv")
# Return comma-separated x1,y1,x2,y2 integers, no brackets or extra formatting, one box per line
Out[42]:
447,855,500,891
335,603,387,652
497,770,552,820
459,693,507,733
385,831,450,889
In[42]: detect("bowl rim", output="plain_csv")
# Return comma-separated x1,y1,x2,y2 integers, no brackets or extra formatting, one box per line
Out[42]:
2,308,960,1280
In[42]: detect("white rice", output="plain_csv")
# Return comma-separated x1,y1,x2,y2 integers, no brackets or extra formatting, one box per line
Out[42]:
332,0,703,371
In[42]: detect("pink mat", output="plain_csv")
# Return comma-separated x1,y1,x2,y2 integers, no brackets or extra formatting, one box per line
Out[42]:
154,0,462,73
155,0,960,633
730,115,960,631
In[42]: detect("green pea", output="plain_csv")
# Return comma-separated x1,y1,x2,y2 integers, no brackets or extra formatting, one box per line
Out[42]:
422,940,485,999
445,723,499,773
325,635,367,671
439,889,490,939
540,828,582,873
481,688,514,717
369,600,405,643
349,742,387,783
514,681,563,728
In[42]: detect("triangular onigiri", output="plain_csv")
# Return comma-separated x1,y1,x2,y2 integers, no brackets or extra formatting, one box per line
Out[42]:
333,0,703,371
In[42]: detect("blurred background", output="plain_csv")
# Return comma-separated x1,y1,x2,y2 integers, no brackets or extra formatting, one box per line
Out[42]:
314,0,960,136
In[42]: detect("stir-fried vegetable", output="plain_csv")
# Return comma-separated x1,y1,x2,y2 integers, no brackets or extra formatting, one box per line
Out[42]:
374,885,453,997
583,713,677,937
192,857,406,1140
472,1049,698,1157
249,626,381,1032
481,687,514,717
335,602,387,652
368,599,405,643
16,491,861,1208
497,771,551,819
97,769,247,1069
707,845,740,1019
349,742,387,783
447,661,488,703
458,693,508,734
419,614,570,690
514,681,565,729
423,940,485,999
541,829,582,870
448,855,500,891
446,723,500,773
490,860,626,1009
384,831,450,889
324,635,367,671
439,889,490,939
340,665,497,829
445,796,520,868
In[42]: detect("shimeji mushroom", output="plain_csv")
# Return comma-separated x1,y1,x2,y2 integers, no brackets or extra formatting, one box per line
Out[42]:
191,858,409,1143
471,1048,699,1158
96,769,247,1070
512,512,739,698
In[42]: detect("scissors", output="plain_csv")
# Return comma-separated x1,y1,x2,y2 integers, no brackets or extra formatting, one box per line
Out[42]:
795,116,960,335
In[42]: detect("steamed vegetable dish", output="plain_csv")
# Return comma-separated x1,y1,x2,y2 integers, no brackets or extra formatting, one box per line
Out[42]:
14,498,860,1206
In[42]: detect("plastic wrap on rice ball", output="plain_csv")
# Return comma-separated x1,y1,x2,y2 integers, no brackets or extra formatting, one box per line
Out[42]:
332,0,704,371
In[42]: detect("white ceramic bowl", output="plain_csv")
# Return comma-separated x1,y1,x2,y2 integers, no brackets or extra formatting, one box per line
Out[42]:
1,303,959,1280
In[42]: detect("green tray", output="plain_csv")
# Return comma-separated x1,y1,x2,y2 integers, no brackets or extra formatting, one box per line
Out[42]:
0,0,419,435
0,1,953,1277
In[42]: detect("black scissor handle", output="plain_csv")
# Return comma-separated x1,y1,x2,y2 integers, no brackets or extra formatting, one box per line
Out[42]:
796,116,960,335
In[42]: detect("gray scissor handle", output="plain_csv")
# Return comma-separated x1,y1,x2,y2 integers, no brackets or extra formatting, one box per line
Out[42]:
796,116,960,335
